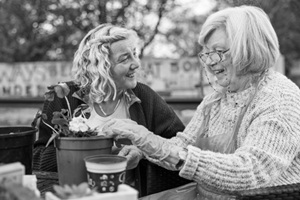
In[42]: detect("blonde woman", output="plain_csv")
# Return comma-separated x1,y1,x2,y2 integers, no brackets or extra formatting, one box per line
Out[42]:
33,24,190,196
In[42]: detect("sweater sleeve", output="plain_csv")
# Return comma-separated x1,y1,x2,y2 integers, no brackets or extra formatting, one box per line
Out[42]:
146,85,300,191
179,94,300,191
34,95,63,146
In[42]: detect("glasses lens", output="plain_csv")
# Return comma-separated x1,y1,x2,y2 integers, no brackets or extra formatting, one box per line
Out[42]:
210,52,221,63
200,52,221,63
199,50,227,64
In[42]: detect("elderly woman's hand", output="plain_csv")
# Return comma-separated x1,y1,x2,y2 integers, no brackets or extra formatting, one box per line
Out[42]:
103,118,147,143
103,118,170,161
118,145,144,170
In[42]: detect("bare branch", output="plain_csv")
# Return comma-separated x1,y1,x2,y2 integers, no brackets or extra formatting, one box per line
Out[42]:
140,0,168,57
112,0,134,24
98,0,108,23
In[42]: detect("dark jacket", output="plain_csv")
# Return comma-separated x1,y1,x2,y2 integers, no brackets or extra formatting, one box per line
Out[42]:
33,81,191,196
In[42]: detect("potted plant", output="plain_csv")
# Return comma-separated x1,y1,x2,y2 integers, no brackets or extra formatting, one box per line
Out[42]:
34,83,113,186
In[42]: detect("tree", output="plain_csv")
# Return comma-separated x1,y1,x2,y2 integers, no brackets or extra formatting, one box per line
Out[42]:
162,10,207,58
0,0,176,62
216,0,300,75
146,0,214,58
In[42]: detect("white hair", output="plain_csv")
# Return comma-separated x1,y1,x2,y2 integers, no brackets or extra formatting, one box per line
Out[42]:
199,5,280,76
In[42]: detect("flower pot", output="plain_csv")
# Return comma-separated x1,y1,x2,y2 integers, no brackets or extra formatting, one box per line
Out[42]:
0,126,37,174
84,155,127,193
54,136,113,186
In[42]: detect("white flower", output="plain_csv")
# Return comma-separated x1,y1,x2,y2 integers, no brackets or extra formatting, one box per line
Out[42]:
69,116,90,132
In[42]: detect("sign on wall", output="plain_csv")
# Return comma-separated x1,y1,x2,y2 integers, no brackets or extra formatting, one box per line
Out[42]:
0,62,72,97
0,58,204,99
141,57,203,97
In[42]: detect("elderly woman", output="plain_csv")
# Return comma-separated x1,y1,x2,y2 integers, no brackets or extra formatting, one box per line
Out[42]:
103,6,300,199
33,24,190,196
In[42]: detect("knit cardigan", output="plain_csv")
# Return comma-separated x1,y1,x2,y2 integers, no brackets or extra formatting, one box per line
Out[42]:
148,70,300,192
33,81,190,196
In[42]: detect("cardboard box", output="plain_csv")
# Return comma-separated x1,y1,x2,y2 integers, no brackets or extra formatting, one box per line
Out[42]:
23,175,40,197
0,162,24,185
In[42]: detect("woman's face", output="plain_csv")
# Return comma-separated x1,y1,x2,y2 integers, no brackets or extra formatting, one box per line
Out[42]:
110,34,140,91
203,27,245,92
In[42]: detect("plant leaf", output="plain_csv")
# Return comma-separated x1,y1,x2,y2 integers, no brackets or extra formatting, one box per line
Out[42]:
63,184,74,194
53,185,69,199
54,83,70,98
52,118,68,126
77,182,89,194
44,91,55,101
46,133,58,147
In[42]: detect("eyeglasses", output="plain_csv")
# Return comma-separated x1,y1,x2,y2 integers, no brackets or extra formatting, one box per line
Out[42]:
198,49,230,64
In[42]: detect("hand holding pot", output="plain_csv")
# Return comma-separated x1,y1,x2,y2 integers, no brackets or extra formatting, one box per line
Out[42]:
103,118,170,161
118,145,144,170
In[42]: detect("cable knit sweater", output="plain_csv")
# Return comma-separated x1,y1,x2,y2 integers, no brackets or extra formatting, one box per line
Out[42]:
149,70,300,192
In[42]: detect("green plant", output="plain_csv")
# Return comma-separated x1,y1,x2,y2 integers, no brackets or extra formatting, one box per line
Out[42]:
53,182,96,199
32,83,98,147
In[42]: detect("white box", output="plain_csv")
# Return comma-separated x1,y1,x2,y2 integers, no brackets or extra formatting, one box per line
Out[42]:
23,175,41,197
0,162,25,185
45,184,138,200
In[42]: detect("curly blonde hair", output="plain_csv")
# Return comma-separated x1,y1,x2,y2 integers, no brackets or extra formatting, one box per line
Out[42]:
72,23,139,104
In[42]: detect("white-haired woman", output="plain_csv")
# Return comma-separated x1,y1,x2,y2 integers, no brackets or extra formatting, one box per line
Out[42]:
33,24,190,196
103,6,300,200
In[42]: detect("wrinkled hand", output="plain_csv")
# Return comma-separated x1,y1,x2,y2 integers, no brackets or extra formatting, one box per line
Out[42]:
119,145,143,170
103,118,170,161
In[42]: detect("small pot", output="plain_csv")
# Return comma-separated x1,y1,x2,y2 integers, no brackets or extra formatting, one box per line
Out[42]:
54,136,113,185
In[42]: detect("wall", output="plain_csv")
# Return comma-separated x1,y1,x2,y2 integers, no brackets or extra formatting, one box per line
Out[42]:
0,58,206,99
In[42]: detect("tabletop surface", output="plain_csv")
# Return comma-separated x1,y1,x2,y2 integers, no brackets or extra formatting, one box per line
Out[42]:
33,170,300,200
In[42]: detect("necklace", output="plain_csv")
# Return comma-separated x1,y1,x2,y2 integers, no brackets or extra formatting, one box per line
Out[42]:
98,98,121,116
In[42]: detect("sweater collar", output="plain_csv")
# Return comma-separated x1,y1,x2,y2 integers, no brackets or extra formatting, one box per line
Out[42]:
225,86,255,107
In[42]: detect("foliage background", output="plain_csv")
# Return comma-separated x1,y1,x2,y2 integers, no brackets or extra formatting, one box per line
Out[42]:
0,0,299,127
0,0,299,77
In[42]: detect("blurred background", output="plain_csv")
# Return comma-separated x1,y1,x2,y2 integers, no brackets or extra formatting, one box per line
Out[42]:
0,0,299,126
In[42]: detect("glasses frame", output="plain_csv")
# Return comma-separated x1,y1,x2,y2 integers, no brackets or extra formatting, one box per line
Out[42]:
198,49,230,64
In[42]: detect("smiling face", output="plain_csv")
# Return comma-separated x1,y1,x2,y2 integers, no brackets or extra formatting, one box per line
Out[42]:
203,27,248,92
109,34,140,92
